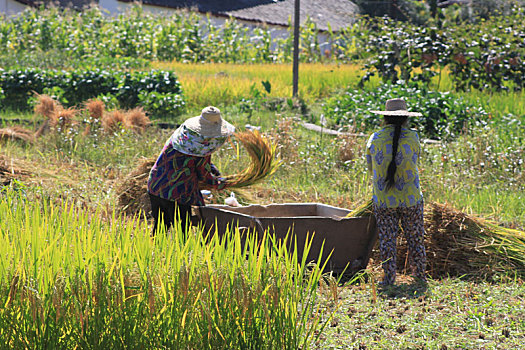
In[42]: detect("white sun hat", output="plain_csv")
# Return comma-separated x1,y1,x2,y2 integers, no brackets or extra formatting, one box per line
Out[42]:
371,98,422,117
183,106,235,138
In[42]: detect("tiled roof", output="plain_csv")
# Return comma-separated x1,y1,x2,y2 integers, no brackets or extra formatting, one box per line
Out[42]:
121,0,359,31
15,0,95,10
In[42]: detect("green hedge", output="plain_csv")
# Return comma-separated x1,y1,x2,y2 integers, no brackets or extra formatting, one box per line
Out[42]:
0,68,185,119
322,83,488,140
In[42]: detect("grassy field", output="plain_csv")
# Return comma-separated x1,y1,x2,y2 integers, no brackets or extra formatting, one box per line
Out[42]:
152,62,364,110
1,62,524,348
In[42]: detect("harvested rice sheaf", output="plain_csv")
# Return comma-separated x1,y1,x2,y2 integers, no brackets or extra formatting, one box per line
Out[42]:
34,94,58,119
50,108,78,130
0,126,35,144
116,130,281,215
85,99,105,120
116,158,155,217
349,199,525,279
221,130,281,188
34,94,63,138
102,110,126,133
83,99,106,136
124,107,151,134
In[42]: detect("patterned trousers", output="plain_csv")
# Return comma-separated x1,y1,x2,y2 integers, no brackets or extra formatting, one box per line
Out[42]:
373,201,427,285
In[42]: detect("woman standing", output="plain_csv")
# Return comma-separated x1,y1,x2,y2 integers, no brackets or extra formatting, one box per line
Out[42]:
366,98,427,286
147,106,235,236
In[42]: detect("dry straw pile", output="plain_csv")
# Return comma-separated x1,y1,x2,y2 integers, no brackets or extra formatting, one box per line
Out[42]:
32,95,150,137
116,130,281,216
348,200,525,279
0,126,35,144
0,155,30,186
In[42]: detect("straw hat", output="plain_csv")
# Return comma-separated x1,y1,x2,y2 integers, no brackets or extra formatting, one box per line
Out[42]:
184,106,235,138
371,98,422,117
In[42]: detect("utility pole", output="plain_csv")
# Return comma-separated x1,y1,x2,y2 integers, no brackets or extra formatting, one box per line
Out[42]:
292,0,300,98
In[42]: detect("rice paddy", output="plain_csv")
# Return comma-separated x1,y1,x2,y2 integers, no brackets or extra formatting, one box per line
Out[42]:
1,62,524,349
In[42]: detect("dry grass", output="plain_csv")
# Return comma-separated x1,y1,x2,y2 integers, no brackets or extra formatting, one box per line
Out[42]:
34,94,58,119
0,126,35,144
124,107,151,134
348,200,525,279
49,108,78,130
336,133,357,163
102,110,126,133
0,154,31,186
85,99,105,120
116,158,155,217
269,117,300,164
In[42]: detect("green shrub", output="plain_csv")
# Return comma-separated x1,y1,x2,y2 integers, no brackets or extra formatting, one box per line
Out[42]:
138,91,186,120
0,86,4,108
358,8,525,92
322,82,487,140
0,68,185,118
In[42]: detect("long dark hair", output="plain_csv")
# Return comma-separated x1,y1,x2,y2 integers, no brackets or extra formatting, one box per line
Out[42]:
385,115,408,190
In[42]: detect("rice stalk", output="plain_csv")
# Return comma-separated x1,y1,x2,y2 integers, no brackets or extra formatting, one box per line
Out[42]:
34,94,63,138
85,99,105,120
102,110,126,133
83,99,105,136
124,107,151,134
116,158,156,216
116,130,281,215
221,130,282,188
49,108,78,130
0,126,35,144
34,94,58,119
348,199,525,279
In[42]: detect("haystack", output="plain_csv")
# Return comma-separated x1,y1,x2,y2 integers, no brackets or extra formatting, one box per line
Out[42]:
350,200,525,279
0,126,35,144
34,94,61,138
116,158,155,217
102,110,126,133
83,99,105,136
50,108,78,130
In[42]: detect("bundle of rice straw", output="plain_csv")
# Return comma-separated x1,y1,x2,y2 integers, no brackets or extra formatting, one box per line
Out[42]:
83,99,105,136
86,99,105,120
34,94,57,119
34,94,60,138
102,110,126,133
209,129,281,189
124,107,151,134
348,199,525,279
0,126,35,144
116,130,281,216
116,158,155,217
50,108,78,130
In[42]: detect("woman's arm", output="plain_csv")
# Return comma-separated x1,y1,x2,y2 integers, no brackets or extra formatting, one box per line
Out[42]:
197,155,227,190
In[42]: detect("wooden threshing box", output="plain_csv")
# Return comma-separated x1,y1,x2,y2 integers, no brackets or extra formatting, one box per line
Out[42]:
197,203,377,275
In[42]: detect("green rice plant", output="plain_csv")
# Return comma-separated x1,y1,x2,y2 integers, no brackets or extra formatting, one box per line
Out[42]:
0,188,333,348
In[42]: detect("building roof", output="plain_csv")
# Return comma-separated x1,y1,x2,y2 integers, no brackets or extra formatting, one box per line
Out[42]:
15,0,95,10
121,0,359,32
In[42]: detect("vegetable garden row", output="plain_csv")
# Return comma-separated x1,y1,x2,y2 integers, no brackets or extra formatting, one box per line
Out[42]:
1,5,523,91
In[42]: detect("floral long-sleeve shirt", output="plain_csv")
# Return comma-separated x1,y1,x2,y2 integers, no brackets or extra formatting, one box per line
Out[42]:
366,125,423,208
147,138,225,206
